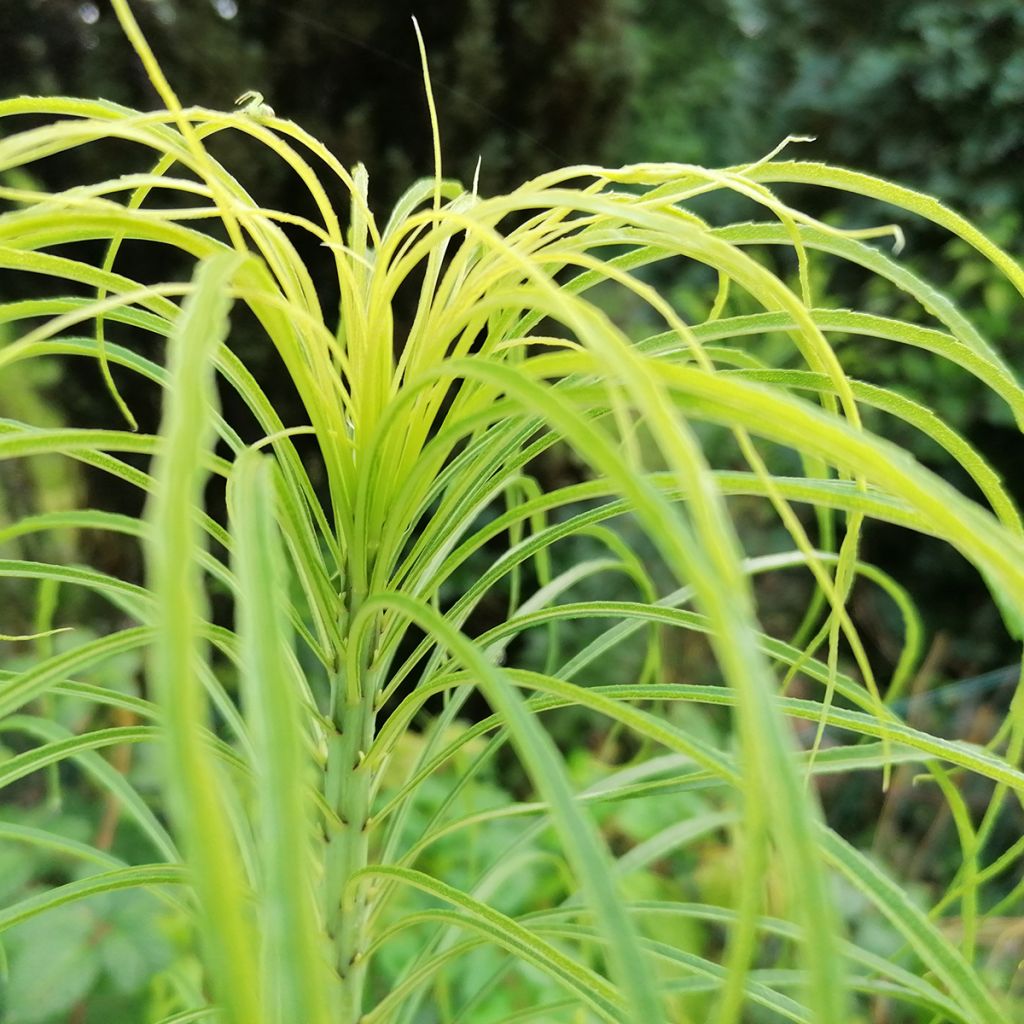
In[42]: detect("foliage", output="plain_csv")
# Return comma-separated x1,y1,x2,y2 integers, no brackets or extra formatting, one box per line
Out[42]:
5,0,635,204
721,0,1024,212
2,3,1024,1023
621,0,1024,670
5,0,637,486
625,0,1024,216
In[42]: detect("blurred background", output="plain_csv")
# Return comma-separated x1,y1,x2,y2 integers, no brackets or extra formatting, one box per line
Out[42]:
2,2,1024,1020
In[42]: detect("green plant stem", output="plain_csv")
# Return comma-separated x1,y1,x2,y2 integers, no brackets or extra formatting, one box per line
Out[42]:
325,688,377,1022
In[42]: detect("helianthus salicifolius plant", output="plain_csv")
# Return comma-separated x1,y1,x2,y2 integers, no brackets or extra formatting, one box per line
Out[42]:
0,2,1023,1023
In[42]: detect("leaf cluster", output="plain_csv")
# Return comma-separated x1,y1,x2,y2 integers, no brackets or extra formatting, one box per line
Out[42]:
1,5,1024,1023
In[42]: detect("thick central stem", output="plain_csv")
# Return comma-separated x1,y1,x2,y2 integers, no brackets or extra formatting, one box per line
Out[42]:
324,692,376,1023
